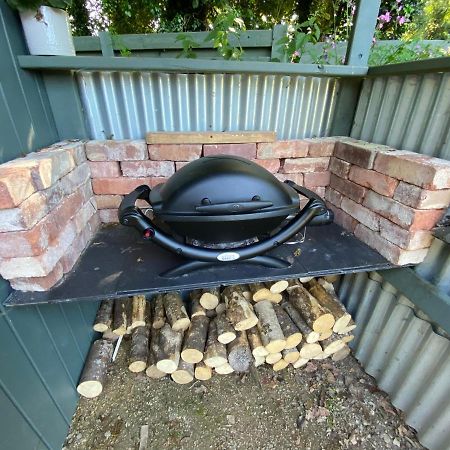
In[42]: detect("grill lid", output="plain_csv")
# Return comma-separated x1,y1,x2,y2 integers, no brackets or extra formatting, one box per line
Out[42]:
149,155,300,223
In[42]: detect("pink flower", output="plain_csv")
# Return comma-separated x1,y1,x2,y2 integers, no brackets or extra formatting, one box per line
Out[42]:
397,16,406,25
293,50,300,57
379,11,391,23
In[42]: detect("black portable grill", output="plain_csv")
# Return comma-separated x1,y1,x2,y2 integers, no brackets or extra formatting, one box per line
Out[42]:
119,155,333,277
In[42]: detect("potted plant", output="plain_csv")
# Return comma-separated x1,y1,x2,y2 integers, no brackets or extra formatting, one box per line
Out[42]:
6,0,75,56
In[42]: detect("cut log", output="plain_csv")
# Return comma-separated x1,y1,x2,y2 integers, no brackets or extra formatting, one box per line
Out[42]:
112,297,131,335
128,326,149,373
163,292,190,331
227,331,252,373
323,275,340,283
93,300,114,332
156,324,183,374
273,359,289,371
216,311,237,344
189,290,206,318
338,324,357,334
332,345,351,361
313,352,328,360
293,357,309,369
171,360,194,384
253,301,286,353
181,315,209,363
200,287,220,310
223,285,258,331
266,280,289,294
299,276,314,283
215,362,234,375
194,362,212,381
307,279,352,333
265,352,282,364
322,336,346,356
146,328,165,379
240,285,252,301
282,347,300,364
204,319,227,368
246,326,269,357
152,294,166,329
272,304,302,349
102,329,119,342
318,330,333,341
281,302,320,343
215,302,226,315
298,342,322,359
341,334,354,344
77,339,113,398
254,355,266,367
248,282,271,301
288,285,335,333
130,295,148,330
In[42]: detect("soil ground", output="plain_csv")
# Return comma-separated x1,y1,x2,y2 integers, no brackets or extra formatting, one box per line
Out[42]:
64,339,425,450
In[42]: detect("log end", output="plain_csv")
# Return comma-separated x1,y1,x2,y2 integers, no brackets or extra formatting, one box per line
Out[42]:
171,370,194,384
128,361,147,373
283,350,300,364
181,349,204,364
234,316,259,331
200,293,219,310
172,318,191,332
77,381,103,398
293,357,309,369
217,332,237,345
273,359,289,371
204,356,227,368
305,331,321,343
194,365,212,381
312,313,335,333
299,343,322,359
269,280,289,294
93,324,109,333
265,339,286,354
284,333,302,349
265,352,282,364
333,314,352,333
215,363,234,375
145,365,166,379
156,360,179,374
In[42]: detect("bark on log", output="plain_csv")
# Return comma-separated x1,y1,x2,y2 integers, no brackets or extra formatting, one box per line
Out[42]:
298,342,323,359
171,360,194,384
93,300,114,332
181,315,209,363
253,301,286,353
112,297,131,335
215,302,226,315
152,294,166,329
281,301,320,343
332,345,351,361
146,328,165,379
200,287,220,310
288,285,335,333
227,331,252,373
77,339,113,398
266,280,289,294
189,290,206,318
240,285,252,301
155,324,183,374
194,362,212,381
128,326,149,373
130,295,148,330
293,357,309,369
265,352,282,364
273,304,302,349
216,311,237,344
102,329,119,342
204,319,227,368
163,292,190,332
215,362,234,375
307,279,352,333
273,359,289,371
282,347,300,364
223,285,258,331
246,326,269,357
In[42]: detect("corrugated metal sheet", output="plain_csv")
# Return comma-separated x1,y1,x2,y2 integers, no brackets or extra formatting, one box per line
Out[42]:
77,71,339,140
351,72,450,160
339,272,450,450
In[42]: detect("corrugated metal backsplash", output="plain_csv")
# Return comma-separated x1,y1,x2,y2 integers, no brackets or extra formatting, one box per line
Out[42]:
77,71,339,140
339,271,450,450
351,72,450,160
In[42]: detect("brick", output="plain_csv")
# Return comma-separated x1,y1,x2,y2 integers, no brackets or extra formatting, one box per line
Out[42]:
329,174,366,203
86,140,147,161
379,217,433,250
95,195,123,209
329,157,351,179
334,140,390,169
92,178,151,195
349,165,398,197
326,203,358,232
325,188,343,207
308,186,326,198
9,262,64,292
374,151,450,189
363,190,444,231
175,161,189,171
304,171,330,187
203,143,256,159
148,144,202,161
274,173,303,186
42,140,87,165
341,197,379,231
393,181,450,209
257,140,309,159
307,138,336,157
149,177,169,188
121,160,174,177
252,159,281,173
88,161,121,178
283,157,330,174
99,209,119,223
354,224,428,265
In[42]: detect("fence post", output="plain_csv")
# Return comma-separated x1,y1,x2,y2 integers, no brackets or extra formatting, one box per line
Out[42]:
271,24,288,62
99,31,114,57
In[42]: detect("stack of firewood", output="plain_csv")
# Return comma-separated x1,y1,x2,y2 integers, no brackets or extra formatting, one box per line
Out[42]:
77,277,355,398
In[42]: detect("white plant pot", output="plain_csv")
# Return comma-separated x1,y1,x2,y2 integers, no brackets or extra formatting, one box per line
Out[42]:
19,6,75,56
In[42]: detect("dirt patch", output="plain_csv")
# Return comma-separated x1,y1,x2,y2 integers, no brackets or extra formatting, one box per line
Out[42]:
64,339,424,450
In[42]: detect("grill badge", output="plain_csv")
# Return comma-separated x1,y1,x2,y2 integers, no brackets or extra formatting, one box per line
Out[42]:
217,252,240,262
